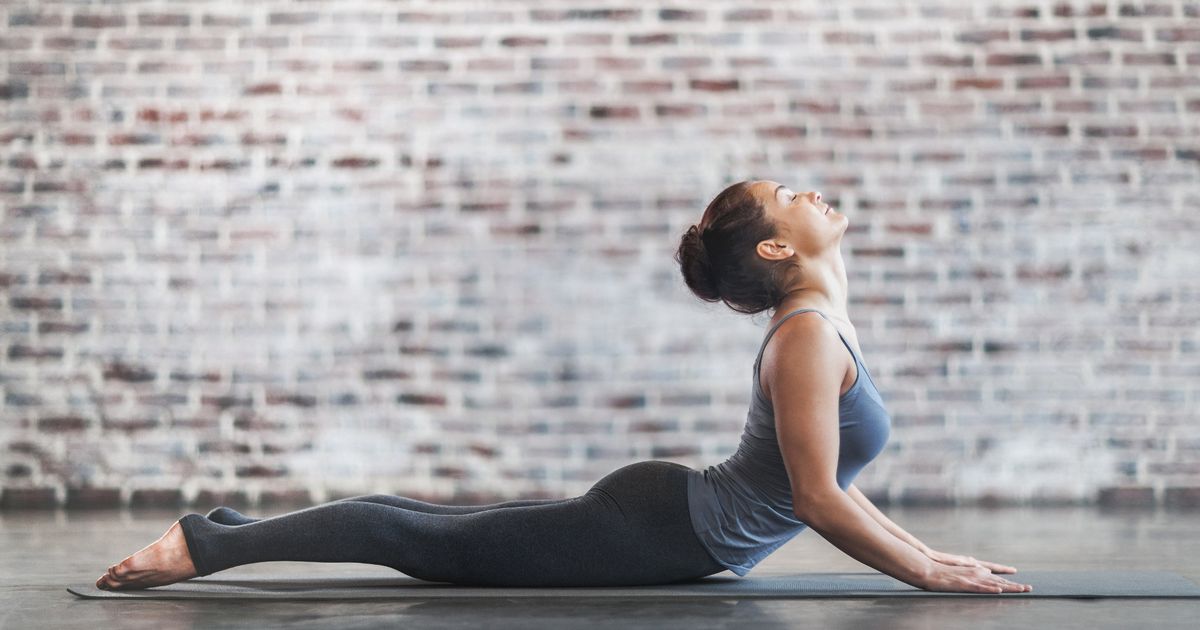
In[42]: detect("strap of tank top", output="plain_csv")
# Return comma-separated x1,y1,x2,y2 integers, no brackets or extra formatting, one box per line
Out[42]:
754,308,859,372
754,308,823,370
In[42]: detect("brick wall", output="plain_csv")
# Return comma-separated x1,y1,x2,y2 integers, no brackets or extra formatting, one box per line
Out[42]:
2,0,1198,510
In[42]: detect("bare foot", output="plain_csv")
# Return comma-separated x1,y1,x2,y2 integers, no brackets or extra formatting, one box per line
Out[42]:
95,519,198,590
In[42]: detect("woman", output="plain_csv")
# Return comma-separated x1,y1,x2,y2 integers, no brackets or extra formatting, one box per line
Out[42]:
96,180,1030,593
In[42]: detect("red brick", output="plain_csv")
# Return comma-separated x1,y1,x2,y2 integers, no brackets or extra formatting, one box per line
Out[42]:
1098,486,1156,508
1018,74,1071,90
986,53,1043,66
655,103,706,118
1057,50,1112,64
724,8,772,22
1,487,58,509
956,29,1009,44
1117,2,1173,17
259,489,313,506
1089,26,1142,41
73,13,125,28
755,125,805,140
1021,28,1076,41
434,36,484,49
629,33,676,46
689,78,738,92
1123,52,1177,66
898,488,955,506
659,9,704,21
922,54,973,68
66,487,121,509
1164,487,1200,508
130,489,184,508
1156,28,1200,42
193,490,251,509
500,36,549,47
889,77,937,92
530,9,641,22
138,13,190,27
38,415,88,432
8,12,63,28
1053,3,1107,17
953,77,1004,90
824,30,875,45
1060,99,1104,113
1083,124,1138,138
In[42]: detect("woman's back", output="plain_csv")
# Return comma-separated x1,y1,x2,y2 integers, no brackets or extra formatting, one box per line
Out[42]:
686,308,892,576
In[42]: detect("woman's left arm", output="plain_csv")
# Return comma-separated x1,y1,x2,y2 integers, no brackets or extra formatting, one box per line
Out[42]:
846,484,1018,574
845,484,930,553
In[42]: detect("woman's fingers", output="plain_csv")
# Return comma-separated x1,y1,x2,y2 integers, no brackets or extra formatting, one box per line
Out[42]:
971,580,1019,593
926,563,1032,593
986,577,1032,592
980,560,1017,573
932,551,1017,574
963,566,1032,593
962,555,1018,573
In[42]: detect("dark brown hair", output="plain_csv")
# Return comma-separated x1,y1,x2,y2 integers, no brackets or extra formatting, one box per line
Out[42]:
675,180,796,315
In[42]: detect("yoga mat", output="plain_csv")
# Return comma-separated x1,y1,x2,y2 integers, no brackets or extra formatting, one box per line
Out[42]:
68,570,1200,600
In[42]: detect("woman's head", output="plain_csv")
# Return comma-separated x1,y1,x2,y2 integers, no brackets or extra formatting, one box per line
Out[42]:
675,179,846,315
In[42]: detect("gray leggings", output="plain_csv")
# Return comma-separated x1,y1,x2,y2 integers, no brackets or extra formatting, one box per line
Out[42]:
177,460,726,586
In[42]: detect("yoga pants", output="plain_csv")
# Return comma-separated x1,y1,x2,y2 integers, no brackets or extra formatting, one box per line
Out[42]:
177,460,727,587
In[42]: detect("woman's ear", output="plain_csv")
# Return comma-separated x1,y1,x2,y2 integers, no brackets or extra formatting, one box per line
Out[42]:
757,240,794,261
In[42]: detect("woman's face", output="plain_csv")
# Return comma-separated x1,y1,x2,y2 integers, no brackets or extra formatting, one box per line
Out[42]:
751,180,847,260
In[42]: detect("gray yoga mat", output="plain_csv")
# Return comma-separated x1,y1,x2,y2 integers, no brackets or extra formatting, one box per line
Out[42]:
68,570,1200,600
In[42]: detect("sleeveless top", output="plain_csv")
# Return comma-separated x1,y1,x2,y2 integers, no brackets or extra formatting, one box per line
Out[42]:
685,308,892,576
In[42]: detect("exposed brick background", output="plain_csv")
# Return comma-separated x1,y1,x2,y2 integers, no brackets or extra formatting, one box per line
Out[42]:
2,0,1198,510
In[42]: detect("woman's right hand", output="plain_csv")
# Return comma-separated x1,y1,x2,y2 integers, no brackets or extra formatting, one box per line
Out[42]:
915,562,1033,594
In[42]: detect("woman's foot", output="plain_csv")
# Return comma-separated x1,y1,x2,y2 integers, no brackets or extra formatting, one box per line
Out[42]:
205,506,259,526
95,519,198,590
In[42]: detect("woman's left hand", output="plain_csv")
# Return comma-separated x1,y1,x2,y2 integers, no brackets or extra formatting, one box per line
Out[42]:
921,548,1018,574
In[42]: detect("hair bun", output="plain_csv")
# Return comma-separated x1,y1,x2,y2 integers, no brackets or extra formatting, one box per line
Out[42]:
676,225,721,301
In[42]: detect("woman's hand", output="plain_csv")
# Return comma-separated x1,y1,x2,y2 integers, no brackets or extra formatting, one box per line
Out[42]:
912,546,1032,593
916,562,1033,594
922,548,1018,574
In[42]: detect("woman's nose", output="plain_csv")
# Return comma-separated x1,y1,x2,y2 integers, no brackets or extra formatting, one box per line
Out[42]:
812,192,821,202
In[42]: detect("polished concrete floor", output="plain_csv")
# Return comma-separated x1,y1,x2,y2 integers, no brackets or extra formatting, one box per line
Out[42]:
2,505,1198,629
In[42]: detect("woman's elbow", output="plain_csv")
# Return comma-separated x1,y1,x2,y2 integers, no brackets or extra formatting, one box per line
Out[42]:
792,485,846,522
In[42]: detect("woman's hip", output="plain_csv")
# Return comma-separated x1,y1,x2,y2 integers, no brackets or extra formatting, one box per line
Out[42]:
586,459,694,514
584,459,721,576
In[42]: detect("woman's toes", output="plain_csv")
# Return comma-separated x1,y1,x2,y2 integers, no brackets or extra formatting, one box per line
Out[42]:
95,519,200,591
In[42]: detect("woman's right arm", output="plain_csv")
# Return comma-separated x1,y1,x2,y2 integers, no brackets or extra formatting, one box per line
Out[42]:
795,489,1028,593
794,484,934,585
764,313,1029,594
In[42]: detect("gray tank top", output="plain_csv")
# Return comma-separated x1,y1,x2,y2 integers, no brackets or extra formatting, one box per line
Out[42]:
686,308,892,576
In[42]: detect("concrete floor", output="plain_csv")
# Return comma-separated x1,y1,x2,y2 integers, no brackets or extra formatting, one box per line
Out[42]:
2,506,1198,629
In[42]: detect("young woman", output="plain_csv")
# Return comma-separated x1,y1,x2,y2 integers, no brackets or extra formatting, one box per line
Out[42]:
96,180,1030,594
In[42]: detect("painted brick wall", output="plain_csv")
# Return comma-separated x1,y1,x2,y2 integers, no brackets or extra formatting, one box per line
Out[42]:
2,0,1198,510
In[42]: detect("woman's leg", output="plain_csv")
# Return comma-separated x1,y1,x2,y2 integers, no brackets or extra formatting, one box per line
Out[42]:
103,460,724,588
179,494,640,586
205,495,571,526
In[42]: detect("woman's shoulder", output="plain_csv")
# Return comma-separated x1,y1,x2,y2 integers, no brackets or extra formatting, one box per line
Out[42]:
758,312,849,400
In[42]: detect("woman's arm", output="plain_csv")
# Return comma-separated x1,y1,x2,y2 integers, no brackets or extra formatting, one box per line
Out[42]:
846,483,930,553
846,484,1020,574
